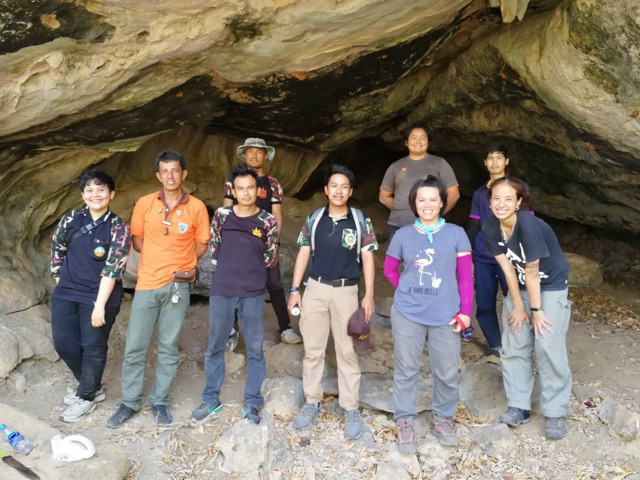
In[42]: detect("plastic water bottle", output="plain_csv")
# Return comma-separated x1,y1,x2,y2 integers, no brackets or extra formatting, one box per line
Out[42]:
0,424,33,454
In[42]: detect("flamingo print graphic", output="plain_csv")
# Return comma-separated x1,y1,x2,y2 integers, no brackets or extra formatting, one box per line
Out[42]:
414,248,435,286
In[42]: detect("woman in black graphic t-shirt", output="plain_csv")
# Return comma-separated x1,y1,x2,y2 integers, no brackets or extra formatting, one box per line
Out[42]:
482,177,571,441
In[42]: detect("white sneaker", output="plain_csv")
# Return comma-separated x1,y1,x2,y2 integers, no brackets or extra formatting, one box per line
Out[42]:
281,328,302,344
59,399,96,423
64,386,106,405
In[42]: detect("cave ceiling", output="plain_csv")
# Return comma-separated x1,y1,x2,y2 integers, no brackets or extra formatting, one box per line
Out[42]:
0,0,639,270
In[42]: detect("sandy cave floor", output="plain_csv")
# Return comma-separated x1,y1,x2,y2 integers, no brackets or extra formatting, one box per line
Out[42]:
1,282,640,479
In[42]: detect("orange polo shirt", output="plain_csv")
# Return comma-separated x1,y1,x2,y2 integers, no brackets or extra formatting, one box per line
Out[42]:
131,191,210,290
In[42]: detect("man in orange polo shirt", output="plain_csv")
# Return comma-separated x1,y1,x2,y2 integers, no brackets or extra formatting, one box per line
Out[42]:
107,150,210,428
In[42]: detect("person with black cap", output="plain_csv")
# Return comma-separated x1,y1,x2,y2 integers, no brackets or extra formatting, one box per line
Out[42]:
287,165,378,440
222,138,302,346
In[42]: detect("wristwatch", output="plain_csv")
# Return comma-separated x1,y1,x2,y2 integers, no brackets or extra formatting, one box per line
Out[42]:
288,286,300,293
530,307,542,312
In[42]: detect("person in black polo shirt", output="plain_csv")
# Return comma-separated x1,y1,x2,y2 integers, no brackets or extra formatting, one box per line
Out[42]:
288,165,378,440
51,170,131,423
223,138,302,346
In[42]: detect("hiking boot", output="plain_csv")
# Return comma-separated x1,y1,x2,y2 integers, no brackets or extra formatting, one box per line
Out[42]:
545,417,566,440
64,386,106,405
190,401,223,425
226,329,239,352
280,328,302,344
107,404,138,429
431,415,459,446
152,405,173,425
344,410,363,440
396,417,416,455
499,407,531,426
242,405,261,424
294,402,320,430
59,399,96,423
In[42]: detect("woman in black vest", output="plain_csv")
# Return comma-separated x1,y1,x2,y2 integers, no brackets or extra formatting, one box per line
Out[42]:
51,170,131,423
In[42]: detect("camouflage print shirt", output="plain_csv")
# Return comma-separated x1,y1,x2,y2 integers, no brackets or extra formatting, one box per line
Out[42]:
297,206,378,280
51,207,132,306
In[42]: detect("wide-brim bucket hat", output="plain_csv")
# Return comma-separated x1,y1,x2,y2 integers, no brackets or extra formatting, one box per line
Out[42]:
236,138,276,162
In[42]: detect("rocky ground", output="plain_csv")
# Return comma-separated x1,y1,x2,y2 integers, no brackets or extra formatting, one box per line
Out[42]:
2,279,640,479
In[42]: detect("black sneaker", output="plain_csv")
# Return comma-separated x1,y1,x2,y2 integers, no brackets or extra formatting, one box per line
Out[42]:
152,405,173,425
107,404,138,429
190,401,223,426
499,407,531,426
545,417,566,439
242,405,261,424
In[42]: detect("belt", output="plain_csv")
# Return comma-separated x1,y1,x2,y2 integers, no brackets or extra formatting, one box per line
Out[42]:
308,274,359,287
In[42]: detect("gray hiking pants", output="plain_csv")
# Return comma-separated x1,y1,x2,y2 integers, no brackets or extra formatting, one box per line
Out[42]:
501,289,572,417
392,306,461,419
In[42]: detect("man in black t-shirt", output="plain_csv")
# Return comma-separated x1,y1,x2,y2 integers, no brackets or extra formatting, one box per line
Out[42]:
223,138,302,345
191,164,279,426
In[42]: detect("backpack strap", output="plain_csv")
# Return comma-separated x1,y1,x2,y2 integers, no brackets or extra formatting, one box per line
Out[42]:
309,206,367,262
349,207,366,263
308,207,325,257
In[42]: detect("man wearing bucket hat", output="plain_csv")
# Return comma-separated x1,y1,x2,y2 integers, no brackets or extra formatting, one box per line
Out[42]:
222,138,302,346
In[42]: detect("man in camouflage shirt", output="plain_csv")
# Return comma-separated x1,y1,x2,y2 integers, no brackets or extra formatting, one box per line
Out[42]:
191,164,278,425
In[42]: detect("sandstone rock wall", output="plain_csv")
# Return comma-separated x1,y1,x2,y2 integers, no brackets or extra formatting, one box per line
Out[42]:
0,0,638,375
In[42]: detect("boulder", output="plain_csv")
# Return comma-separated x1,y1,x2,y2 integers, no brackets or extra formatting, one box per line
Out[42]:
572,383,601,404
265,343,335,379
473,423,517,458
566,252,603,288
373,463,412,480
597,399,640,441
459,361,507,419
323,374,432,414
263,376,305,415
383,444,421,477
0,270,47,315
0,305,59,378
214,415,293,473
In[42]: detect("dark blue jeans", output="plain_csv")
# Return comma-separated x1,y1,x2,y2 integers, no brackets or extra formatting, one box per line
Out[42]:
203,295,265,408
474,260,507,349
51,297,119,401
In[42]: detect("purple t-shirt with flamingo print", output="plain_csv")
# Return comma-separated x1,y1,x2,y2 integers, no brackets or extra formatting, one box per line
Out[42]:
387,223,471,326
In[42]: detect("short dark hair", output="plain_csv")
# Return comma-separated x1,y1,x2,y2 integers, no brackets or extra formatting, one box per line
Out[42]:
324,165,355,188
403,126,432,142
155,150,186,172
489,177,532,210
79,169,115,192
408,175,448,218
485,143,509,158
229,163,260,188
